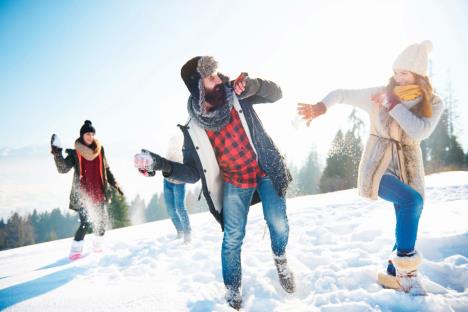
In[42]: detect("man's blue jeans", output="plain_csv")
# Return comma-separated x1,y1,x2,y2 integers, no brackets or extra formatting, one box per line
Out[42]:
378,174,424,254
163,179,191,234
222,176,289,289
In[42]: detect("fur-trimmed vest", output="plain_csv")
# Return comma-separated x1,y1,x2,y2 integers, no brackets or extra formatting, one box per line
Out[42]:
358,100,425,199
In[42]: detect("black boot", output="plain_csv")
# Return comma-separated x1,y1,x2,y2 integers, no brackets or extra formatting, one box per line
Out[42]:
225,287,242,310
274,255,296,293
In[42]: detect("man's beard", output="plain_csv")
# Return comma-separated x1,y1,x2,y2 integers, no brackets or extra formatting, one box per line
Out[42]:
204,84,227,112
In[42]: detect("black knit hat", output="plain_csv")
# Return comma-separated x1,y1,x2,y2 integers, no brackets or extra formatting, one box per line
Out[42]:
180,56,218,100
80,120,96,137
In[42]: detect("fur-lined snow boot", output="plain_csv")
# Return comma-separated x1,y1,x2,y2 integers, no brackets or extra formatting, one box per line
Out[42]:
377,251,427,296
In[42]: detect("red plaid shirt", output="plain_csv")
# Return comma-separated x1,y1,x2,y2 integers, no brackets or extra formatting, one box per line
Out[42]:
206,108,265,188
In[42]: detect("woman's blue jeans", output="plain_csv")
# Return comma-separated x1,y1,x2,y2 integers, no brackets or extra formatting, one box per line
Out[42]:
378,174,424,254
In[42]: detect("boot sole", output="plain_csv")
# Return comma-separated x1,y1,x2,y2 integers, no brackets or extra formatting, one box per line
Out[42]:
377,273,428,296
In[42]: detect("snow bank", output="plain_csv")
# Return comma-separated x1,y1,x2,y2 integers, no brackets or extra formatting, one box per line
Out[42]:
0,172,467,311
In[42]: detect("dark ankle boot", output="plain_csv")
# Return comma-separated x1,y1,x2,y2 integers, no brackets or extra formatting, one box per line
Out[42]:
225,287,242,310
274,255,296,293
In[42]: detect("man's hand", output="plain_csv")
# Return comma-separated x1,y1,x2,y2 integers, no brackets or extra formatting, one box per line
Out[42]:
134,151,154,177
134,149,172,176
233,73,248,95
297,102,327,127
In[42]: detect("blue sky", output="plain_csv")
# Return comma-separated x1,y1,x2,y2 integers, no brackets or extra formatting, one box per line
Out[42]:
1,0,467,161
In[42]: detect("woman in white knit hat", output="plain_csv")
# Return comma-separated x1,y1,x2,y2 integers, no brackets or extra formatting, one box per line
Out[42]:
297,41,444,296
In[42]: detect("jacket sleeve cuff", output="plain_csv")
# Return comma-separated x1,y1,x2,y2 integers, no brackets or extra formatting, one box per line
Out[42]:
238,78,263,101
321,91,338,109
162,163,173,177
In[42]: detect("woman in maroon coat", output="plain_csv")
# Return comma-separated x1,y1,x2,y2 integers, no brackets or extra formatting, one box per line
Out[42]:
51,120,123,260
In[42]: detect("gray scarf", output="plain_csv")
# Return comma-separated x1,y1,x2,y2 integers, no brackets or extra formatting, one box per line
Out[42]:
187,85,234,132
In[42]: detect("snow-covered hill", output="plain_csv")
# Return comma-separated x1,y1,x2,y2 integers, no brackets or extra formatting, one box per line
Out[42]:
0,172,467,311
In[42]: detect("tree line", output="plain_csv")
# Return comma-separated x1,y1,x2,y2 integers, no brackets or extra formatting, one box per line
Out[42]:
0,187,209,251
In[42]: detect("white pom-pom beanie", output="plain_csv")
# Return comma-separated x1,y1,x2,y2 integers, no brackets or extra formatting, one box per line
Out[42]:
393,40,433,77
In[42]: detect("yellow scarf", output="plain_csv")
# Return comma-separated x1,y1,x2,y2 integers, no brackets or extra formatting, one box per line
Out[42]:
393,84,422,101
393,84,432,117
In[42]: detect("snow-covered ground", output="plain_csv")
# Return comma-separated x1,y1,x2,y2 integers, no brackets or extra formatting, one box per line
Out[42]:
0,171,467,311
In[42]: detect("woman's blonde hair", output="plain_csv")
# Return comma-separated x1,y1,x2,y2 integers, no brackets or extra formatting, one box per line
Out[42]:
387,74,434,118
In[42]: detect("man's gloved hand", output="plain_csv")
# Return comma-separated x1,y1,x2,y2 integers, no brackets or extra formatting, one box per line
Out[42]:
134,151,154,177
233,72,262,100
134,149,172,177
50,134,63,155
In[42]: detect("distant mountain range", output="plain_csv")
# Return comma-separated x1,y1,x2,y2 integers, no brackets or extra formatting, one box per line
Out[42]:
0,145,49,159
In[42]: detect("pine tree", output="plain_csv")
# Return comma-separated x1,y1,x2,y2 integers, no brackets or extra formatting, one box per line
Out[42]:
20,216,35,248
424,109,450,171
145,193,159,222
108,189,130,228
343,109,365,187
447,135,465,167
46,208,75,239
5,213,21,248
47,230,58,241
30,209,40,242
423,73,465,172
443,74,465,169
320,130,347,192
145,192,169,221
342,130,363,188
286,163,301,198
296,146,321,196
4,213,35,249
319,109,364,193
157,193,169,220
0,218,6,250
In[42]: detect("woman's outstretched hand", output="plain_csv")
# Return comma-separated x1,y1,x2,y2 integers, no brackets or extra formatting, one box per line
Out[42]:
297,102,327,126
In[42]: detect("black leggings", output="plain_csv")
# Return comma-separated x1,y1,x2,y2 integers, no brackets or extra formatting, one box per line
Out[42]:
74,206,107,241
